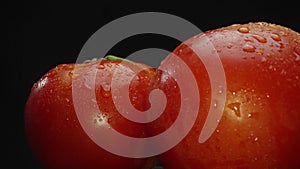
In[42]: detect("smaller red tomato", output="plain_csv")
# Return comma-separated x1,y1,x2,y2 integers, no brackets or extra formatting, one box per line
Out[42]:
24,59,157,169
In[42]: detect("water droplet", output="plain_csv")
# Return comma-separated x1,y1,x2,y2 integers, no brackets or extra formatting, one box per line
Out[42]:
261,57,267,62
248,113,253,118
228,102,241,117
271,33,281,41
279,31,286,36
101,90,111,98
94,114,108,126
254,137,259,142
95,116,100,122
106,63,113,68
175,48,183,55
213,100,218,108
132,96,138,101
256,51,263,55
243,43,256,52
238,27,250,33
232,91,236,95
268,65,273,70
38,77,48,88
98,64,105,69
280,69,287,75
266,94,270,98
65,98,70,102
252,34,267,43
68,71,74,78
268,24,276,28
102,83,111,91
217,85,224,94
227,43,233,49
179,49,183,54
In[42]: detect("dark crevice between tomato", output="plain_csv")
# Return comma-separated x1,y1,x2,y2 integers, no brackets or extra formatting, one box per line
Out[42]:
143,69,181,137
103,54,181,138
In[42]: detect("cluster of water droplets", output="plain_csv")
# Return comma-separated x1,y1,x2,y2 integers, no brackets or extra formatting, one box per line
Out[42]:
236,26,300,64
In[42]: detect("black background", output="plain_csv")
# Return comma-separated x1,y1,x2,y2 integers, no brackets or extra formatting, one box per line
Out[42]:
6,0,300,168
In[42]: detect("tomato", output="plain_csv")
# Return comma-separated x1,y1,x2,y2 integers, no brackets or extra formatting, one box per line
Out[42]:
24,58,158,169
150,22,300,168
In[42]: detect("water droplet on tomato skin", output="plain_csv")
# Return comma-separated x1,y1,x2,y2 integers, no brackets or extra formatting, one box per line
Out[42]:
268,65,273,70
101,90,111,98
101,83,111,97
37,77,48,88
243,43,256,52
217,85,224,94
97,64,105,69
238,27,250,33
256,51,263,56
261,57,267,62
271,33,281,41
279,31,287,36
68,71,74,78
213,100,218,108
227,102,241,117
94,114,107,126
227,43,233,49
280,69,287,76
252,34,267,43
102,83,111,92
68,71,79,78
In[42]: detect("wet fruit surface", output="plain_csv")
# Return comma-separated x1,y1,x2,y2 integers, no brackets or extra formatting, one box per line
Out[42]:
150,22,300,169
24,60,158,169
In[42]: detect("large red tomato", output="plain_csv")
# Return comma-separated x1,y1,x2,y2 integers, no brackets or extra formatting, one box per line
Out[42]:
151,22,300,168
24,59,160,169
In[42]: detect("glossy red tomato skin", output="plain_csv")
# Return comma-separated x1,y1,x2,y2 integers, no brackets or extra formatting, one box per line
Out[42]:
152,22,300,169
24,60,157,169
